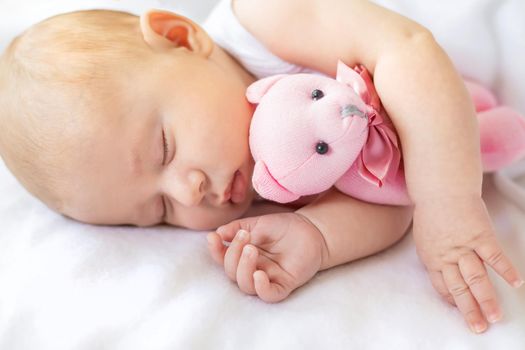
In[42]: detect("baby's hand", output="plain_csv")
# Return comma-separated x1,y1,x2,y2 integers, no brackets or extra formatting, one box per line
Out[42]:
412,195,524,334
207,212,327,302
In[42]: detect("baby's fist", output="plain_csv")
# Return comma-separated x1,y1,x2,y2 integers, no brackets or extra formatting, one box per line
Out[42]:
207,212,327,302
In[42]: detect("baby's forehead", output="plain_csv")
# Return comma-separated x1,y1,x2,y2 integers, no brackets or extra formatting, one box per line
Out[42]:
0,10,164,216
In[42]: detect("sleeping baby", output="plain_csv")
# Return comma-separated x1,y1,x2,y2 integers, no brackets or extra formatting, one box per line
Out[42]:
0,0,522,334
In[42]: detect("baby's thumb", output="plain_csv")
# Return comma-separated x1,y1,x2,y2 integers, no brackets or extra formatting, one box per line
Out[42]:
215,216,260,242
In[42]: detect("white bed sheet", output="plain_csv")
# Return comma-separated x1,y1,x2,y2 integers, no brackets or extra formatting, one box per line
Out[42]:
1,1,524,349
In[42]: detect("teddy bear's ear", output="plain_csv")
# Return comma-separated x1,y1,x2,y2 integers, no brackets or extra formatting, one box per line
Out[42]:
246,74,288,104
336,60,368,99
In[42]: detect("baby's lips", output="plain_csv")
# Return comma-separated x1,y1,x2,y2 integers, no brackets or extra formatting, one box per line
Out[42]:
252,161,299,203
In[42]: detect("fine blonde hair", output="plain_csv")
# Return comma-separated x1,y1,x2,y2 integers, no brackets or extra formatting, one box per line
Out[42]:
0,10,149,211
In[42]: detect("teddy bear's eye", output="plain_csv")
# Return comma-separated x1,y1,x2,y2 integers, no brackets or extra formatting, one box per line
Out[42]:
316,141,329,155
311,89,324,100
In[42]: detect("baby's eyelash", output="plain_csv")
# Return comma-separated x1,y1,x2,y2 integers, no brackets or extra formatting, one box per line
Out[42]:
162,129,168,165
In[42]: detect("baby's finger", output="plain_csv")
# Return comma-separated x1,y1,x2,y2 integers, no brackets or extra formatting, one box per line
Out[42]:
207,232,227,265
236,245,258,295
428,270,456,306
216,216,260,242
442,264,487,334
224,230,250,281
253,270,290,303
458,254,502,324
475,236,524,288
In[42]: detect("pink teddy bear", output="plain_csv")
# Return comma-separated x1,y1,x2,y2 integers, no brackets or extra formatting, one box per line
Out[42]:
247,60,525,205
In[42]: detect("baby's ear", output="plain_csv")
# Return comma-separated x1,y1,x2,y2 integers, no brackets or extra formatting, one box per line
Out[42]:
139,9,213,56
246,74,288,104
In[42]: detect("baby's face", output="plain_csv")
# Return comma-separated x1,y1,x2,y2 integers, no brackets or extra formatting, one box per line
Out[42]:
60,52,257,230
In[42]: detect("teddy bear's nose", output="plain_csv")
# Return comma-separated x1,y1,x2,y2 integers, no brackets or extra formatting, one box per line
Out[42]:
341,104,366,119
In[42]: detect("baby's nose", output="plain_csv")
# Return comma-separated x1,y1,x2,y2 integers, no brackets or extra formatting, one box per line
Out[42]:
183,170,206,206
165,169,206,207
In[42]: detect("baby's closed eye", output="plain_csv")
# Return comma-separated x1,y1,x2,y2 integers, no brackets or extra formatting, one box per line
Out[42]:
162,129,169,165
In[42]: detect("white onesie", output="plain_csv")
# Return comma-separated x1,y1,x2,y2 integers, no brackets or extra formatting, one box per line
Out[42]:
202,0,319,80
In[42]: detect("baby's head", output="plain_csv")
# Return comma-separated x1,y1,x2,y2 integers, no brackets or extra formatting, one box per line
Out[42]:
0,9,256,230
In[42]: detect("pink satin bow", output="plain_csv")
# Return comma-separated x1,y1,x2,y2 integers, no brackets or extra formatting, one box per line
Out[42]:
339,63,402,187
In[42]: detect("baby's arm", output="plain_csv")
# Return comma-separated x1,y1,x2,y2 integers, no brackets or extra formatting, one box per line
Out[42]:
235,0,523,333
295,188,413,270
236,0,480,200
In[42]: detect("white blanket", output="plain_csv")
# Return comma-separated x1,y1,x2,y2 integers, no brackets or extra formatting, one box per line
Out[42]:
1,1,524,349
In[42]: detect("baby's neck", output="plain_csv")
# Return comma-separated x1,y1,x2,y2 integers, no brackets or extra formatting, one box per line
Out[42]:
209,44,255,87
